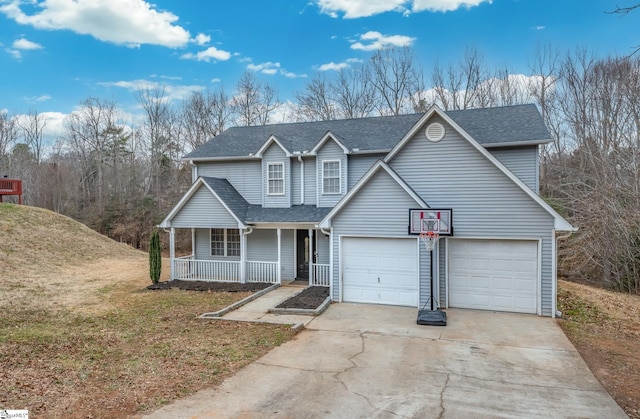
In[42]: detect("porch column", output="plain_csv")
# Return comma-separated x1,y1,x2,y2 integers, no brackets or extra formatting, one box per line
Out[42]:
240,228,247,283
308,228,314,286
191,228,195,257
277,228,282,284
169,227,176,280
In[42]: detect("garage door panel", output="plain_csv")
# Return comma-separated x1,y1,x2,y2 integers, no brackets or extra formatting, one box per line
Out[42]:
449,239,538,314
342,237,418,307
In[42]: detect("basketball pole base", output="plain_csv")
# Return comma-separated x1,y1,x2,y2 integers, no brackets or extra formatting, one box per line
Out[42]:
416,309,447,326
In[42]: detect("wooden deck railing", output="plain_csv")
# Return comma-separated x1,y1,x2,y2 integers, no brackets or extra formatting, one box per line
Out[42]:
0,178,23,204
311,264,331,287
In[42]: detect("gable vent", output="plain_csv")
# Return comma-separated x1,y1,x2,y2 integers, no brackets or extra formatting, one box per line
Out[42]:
425,122,445,143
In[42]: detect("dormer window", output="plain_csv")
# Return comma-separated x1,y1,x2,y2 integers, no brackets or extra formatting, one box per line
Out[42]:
322,160,341,194
267,162,285,195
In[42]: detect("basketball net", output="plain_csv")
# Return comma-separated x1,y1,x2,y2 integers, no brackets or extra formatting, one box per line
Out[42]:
419,231,440,252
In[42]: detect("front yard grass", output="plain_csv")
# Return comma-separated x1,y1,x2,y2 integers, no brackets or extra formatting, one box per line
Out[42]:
0,280,296,417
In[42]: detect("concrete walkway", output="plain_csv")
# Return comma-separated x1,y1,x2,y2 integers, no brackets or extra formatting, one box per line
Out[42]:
145,299,627,419
219,284,318,327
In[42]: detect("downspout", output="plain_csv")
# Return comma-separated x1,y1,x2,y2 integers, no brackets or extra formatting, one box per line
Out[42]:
297,155,304,205
190,160,197,183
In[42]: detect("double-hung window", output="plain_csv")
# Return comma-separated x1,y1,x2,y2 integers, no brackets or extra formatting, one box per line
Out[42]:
267,162,285,195
322,160,341,194
211,228,240,257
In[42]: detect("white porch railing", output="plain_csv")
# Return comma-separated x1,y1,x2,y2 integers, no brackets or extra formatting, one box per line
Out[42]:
173,256,279,284
174,256,241,282
311,263,331,287
246,260,279,283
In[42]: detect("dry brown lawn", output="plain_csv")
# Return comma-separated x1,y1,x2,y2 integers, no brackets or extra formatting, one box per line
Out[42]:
0,204,296,417
558,280,640,419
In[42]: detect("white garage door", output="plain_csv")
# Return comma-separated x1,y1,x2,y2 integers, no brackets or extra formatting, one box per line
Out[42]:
342,237,418,307
449,239,538,314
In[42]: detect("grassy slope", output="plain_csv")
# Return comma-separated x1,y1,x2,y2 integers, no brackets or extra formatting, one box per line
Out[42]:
0,203,142,275
0,204,295,417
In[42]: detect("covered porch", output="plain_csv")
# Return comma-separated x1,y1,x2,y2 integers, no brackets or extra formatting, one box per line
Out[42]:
166,226,331,287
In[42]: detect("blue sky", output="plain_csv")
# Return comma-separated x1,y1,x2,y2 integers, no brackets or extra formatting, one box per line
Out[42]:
0,0,639,138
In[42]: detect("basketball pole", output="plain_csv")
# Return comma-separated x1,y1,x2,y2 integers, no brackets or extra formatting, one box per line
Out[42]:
430,248,434,310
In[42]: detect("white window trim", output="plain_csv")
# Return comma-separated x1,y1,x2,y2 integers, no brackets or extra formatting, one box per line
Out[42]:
322,159,341,195
267,162,286,196
210,228,241,257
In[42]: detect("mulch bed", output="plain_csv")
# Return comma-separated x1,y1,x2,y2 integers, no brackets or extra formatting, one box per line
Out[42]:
147,280,272,292
276,286,330,310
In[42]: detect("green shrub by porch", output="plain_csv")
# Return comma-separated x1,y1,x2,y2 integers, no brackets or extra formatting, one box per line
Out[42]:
149,229,162,284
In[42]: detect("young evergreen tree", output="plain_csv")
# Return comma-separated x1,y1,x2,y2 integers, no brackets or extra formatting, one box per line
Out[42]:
149,229,162,284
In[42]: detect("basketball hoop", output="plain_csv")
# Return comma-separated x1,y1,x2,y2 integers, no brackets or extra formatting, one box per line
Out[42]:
419,231,440,252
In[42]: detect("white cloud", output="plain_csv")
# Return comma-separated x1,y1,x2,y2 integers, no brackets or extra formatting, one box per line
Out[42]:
0,0,190,48
100,79,205,102
350,31,415,51
23,94,52,103
247,61,281,73
5,48,22,59
318,61,349,71
316,0,406,18
246,61,306,78
281,70,307,79
412,0,491,12
533,25,545,31
180,46,232,62
315,0,490,18
13,38,43,50
211,78,221,83
194,33,211,45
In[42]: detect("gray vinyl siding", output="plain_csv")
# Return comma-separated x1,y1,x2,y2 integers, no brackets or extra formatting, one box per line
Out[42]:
171,185,238,228
281,229,295,280
330,170,424,303
489,146,539,192
317,141,347,208
246,229,294,278
316,231,330,264
291,158,301,205
194,228,240,261
263,145,291,208
196,160,262,204
389,115,555,315
304,156,316,206
247,229,277,261
347,154,383,190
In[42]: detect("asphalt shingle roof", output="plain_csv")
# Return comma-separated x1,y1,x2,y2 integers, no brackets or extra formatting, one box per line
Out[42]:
201,176,331,224
184,104,551,160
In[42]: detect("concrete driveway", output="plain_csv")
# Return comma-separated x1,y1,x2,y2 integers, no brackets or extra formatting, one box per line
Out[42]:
145,304,626,418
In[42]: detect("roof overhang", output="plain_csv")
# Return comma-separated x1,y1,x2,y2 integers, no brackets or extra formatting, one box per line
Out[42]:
482,139,553,148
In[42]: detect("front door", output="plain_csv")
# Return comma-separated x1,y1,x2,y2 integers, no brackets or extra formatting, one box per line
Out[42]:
296,230,309,279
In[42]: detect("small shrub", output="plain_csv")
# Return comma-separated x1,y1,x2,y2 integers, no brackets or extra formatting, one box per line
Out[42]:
149,229,162,284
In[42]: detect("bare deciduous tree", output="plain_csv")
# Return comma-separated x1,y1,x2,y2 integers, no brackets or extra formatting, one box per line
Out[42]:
231,72,280,126
181,88,232,149
369,47,423,115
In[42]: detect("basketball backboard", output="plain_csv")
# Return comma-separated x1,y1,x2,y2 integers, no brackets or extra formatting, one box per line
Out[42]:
408,208,453,236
